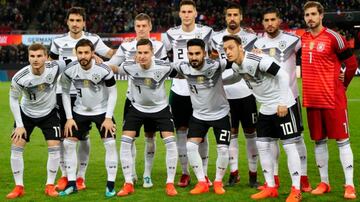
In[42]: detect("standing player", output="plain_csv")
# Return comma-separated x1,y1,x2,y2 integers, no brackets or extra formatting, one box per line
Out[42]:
254,7,311,192
223,35,303,202
7,44,69,199
60,39,118,197
172,39,230,195
163,0,213,187
116,39,178,197
211,4,259,187
49,6,115,191
302,1,358,199
107,13,167,188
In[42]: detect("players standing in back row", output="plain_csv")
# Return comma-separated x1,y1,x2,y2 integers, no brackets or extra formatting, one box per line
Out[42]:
211,4,259,187
162,0,213,187
49,6,115,191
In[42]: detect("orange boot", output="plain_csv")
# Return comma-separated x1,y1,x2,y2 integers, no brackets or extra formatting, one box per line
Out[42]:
56,176,68,191
117,183,134,196
214,181,225,195
251,186,278,200
6,185,25,199
190,181,209,195
45,184,59,197
286,186,302,202
344,185,356,199
76,177,86,191
311,182,331,195
166,183,177,196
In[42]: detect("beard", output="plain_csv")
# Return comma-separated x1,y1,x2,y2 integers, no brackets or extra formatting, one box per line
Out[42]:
307,21,320,29
80,58,91,67
190,59,204,69
228,21,239,30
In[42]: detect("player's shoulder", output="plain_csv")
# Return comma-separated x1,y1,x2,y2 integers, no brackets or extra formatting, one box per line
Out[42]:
245,51,263,62
121,40,136,49
84,32,100,38
96,63,112,73
282,31,300,39
324,28,346,42
123,60,137,67
213,29,227,41
150,38,165,46
44,61,62,69
240,28,257,37
53,33,68,41
13,65,31,82
204,58,218,66
154,59,170,66
64,60,79,72
167,25,182,34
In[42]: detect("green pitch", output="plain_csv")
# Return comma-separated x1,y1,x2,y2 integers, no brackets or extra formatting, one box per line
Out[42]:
0,79,359,202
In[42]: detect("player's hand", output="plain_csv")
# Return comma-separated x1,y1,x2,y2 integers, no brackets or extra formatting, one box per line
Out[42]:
252,48,263,55
64,119,78,138
101,118,115,138
339,71,345,83
93,54,104,64
244,27,256,34
277,105,288,117
11,127,26,143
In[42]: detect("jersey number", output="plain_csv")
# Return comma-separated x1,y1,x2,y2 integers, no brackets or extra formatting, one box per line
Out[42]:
135,85,141,94
177,49,184,60
308,52,312,64
280,122,294,135
189,85,198,94
77,88,82,97
219,130,230,142
29,92,36,101
53,126,61,137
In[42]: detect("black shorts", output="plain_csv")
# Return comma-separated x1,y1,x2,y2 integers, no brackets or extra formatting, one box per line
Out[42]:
169,90,192,128
57,93,77,130
228,94,258,129
256,104,302,141
123,98,157,136
295,97,304,132
13,108,61,142
123,105,174,134
188,115,231,145
72,112,116,139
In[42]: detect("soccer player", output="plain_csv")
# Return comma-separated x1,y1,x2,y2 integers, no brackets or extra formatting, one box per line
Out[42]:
211,4,259,187
7,43,69,199
162,0,213,187
116,39,178,197
107,13,167,188
302,1,358,199
49,6,115,191
254,7,311,192
223,35,303,202
60,39,118,197
172,38,230,195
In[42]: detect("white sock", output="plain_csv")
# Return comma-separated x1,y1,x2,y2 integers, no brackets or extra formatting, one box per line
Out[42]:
120,136,133,184
77,138,90,180
63,139,78,181
283,142,301,190
176,129,189,175
315,140,329,184
256,140,275,187
229,133,239,172
337,139,354,186
46,146,60,185
59,141,67,177
215,144,229,181
199,135,209,176
131,139,137,180
187,141,205,182
104,138,118,182
10,145,24,186
144,136,156,178
296,136,308,176
164,136,178,184
270,140,280,176
245,132,258,173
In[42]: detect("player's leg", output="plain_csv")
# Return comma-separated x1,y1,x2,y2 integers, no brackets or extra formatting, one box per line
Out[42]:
56,94,68,190
212,115,231,195
227,99,240,186
76,135,90,190
143,120,157,188
170,91,191,187
187,116,209,194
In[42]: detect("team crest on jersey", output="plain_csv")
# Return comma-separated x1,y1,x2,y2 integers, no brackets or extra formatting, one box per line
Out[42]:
92,74,101,82
45,74,54,83
269,48,276,57
204,68,215,77
153,71,163,82
278,41,287,50
195,32,202,39
196,76,205,84
317,42,325,52
241,37,248,46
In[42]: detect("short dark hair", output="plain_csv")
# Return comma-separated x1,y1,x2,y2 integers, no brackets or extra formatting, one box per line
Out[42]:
187,38,205,50
75,39,94,51
66,7,86,21
180,0,196,9
224,3,242,15
222,35,242,45
28,43,47,55
262,7,280,19
135,13,152,24
136,38,153,49
303,1,324,14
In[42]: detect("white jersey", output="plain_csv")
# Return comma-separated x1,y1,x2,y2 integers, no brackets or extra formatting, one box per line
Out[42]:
211,28,257,99
254,31,301,97
173,58,229,121
231,51,295,115
61,60,115,116
10,61,66,118
163,24,213,96
119,59,173,113
50,31,111,94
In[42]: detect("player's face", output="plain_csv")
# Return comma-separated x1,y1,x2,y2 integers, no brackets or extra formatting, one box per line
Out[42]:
29,50,47,70
187,46,205,70
135,20,152,39
76,46,94,68
263,13,280,35
179,5,197,26
223,40,243,63
136,44,153,69
304,7,323,29
226,8,242,30
67,14,85,34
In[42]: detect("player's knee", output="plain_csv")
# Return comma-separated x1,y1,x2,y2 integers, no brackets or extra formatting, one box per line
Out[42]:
47,140,61,147
177,126,188,132
231,128,239,134
243,127,256,135
315,138,327,145
217,144,229,157
281,136,302,145
186,141,199,152
145,132,155,138
11,139,26,147
336,138,350,147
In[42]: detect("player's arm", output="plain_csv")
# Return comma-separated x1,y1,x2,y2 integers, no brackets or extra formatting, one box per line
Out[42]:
9,81,27,142
104,46,126,73
49,40,60,60
60,72,78,137
338,48,358,88
102,71,117,137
